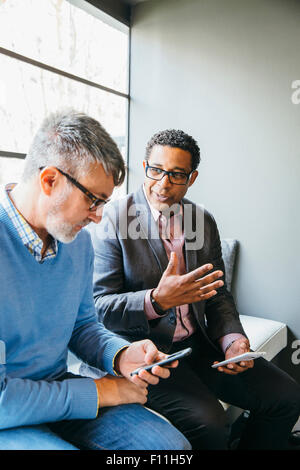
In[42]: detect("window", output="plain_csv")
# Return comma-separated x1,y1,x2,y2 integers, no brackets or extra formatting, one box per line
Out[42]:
0,0,129,194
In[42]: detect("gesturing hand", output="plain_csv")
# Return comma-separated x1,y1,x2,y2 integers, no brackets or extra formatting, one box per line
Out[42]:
152,251,224,311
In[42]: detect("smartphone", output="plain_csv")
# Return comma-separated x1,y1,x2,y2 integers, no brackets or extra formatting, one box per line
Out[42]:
211,351,266,368
130,347,192,376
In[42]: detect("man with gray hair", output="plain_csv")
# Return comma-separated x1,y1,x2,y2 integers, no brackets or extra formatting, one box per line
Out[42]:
0,111,190,451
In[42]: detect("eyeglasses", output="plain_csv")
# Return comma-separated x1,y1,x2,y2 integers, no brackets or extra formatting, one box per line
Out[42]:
39,167,109,213
145,164,192,185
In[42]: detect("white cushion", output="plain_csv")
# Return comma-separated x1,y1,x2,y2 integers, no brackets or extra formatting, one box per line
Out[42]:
240,314,287,361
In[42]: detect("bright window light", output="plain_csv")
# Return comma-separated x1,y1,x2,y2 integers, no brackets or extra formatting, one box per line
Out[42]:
0,0,129,193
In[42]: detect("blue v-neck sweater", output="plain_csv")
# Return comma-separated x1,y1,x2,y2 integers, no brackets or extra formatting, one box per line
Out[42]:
0,204,129,430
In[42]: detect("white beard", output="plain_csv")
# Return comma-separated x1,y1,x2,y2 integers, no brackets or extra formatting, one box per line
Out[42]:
45,186,90,243
46,216,80,243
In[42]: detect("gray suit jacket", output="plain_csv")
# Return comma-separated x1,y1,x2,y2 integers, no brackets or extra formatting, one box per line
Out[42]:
88,186,246,353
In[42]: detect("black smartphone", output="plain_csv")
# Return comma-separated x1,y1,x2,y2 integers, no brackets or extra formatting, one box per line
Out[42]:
130,347,192,376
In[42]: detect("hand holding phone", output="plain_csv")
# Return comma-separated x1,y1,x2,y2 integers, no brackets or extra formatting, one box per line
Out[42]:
211,351,266,368
130,347,192,376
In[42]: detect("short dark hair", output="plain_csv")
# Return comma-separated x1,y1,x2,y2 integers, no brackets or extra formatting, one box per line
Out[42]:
145,129,200,171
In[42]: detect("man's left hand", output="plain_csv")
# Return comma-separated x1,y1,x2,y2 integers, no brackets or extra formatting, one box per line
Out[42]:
115,340,178,388
213,337,254,375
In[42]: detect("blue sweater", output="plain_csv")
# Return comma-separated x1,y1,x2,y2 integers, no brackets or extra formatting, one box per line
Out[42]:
0,204,129,430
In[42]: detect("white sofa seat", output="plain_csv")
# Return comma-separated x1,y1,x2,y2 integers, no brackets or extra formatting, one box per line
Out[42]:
240,314,287,361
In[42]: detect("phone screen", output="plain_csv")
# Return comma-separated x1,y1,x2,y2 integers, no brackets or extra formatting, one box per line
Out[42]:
130,347,192,376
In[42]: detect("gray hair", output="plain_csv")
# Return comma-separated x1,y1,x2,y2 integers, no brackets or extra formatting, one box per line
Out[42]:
22,110,126,185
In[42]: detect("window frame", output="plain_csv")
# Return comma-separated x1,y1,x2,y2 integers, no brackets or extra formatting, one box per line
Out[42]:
0,0,130,193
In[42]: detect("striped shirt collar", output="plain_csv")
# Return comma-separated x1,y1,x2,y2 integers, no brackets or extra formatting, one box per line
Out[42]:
0,183,58,263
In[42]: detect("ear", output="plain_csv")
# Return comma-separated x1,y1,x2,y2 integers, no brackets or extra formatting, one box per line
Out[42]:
187,170,198,188
39,167,60,196
142,160,147,171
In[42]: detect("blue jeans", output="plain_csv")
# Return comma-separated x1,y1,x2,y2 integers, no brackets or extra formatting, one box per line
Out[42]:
48,404,191,450
0,405,191,450
0,424,78,450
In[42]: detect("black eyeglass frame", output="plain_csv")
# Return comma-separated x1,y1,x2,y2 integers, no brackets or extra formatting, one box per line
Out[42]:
145,164,193,186
39,167,108,211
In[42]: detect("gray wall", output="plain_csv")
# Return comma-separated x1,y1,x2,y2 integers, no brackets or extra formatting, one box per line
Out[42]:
128,0,300,379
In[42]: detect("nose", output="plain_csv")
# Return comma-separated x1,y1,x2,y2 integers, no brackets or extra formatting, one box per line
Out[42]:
158,173,172,188
88,208,103,224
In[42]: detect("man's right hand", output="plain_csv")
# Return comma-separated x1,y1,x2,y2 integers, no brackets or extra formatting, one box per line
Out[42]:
152,252,224,311
94,375,148,409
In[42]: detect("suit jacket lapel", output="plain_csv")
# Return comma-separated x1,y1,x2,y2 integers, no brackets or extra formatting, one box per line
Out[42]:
183,199,198,274
134,186,169,273
184,240,197,274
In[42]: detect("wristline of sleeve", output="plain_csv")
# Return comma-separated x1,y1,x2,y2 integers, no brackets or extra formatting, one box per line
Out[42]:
95,344,129,413
67,377,99,420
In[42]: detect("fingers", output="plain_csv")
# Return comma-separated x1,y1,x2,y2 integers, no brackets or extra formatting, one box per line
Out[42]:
213,360,254,375
179,274,224,303
131,373,153,388
156,261,224,310
143,340,160,365
186,264,223,283
199,290,218,300
198,280,224,296
165,258,223,288
151,364,172,378
163,251,178,276
194,270,224,288
185,263,214,282
131,361,178,388
162,359,179,369
215,366,239,375
136,368,163,386
183,266,224,296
